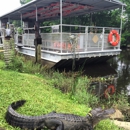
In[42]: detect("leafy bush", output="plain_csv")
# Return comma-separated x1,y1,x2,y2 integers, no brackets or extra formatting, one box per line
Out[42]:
3,54,129,111
7,54,24,72
0,50,4,60
51,71,73,93
73,76,99,107
95,119,124,130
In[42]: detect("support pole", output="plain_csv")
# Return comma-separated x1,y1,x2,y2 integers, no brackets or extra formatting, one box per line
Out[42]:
60,0,63,53
8,18,10,25
101,28,105,51
85,26,88,51
34,5,41,63
0,20,2,44
36,5,38,22
21,13,23,28
0,20,1,28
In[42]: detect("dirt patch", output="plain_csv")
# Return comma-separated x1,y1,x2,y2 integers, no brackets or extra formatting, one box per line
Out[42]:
112,120,130,130
110,109,130,130
110,109,124,120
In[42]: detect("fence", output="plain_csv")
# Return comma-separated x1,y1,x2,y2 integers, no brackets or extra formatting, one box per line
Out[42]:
15,24,121,53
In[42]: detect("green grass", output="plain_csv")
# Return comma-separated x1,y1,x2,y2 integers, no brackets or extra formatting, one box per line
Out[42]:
0,61,90,130
0,60,123,130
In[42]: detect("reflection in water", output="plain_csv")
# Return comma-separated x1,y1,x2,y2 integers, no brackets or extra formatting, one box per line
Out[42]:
89,80,116,98
58,49,130,97
83,49,130,97
83,63,117,98
83,63,117,77
108,49,130,96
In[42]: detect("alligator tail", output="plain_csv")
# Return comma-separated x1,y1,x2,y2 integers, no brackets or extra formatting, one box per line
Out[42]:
10,100,26,110
5,100,45,129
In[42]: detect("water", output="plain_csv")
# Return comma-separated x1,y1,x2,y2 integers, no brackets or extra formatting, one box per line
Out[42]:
57,49,130,98
109,49,130,96
83,49,130,98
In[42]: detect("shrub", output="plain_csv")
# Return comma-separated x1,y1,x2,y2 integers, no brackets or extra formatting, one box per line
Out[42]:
51,71,73,93
7,54,24,72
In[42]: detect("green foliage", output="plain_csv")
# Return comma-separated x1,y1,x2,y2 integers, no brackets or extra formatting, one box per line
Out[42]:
119,0,130,46
95,119,124,130
7,54,24,72
12,20,21,28
23,60,42,74
3,54,129,111
51,71,73,93
0,60,124,130
73,76,99,107
41,20,59,33
5,54,47,75
20,0,32,5
17,27,23,35
0,61,90,129
114,93,129,110
0,50,4,60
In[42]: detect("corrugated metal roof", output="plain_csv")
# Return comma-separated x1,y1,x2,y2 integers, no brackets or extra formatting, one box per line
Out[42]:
0,0,126,21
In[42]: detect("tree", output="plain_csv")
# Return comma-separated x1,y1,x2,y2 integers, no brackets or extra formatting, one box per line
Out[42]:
119,0,130,46
20,0,32,5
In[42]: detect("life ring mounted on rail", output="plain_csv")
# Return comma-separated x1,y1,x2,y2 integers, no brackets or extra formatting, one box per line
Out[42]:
104,85,115,98
108,30,120,46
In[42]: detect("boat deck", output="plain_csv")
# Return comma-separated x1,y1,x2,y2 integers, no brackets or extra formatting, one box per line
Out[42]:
13,25,121,67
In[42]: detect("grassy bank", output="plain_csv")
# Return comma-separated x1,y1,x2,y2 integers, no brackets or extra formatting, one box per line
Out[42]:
0,60,123,130
0,61,90,130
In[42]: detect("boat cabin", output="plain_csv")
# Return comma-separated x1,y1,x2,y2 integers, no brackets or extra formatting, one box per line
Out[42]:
0,0,126,68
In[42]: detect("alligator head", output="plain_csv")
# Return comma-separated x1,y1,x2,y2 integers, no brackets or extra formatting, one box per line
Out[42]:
88,107,115,127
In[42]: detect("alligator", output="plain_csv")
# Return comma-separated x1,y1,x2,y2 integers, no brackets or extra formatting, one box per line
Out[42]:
5,100,115,130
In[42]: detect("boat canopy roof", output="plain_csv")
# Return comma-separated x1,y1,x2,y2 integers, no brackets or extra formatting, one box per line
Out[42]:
0,0,126,21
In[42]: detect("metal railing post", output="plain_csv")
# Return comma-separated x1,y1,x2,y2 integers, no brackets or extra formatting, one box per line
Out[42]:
28,29,29,46
85,26,88,51
60,0,63,53
102,27,105,51
20,12,23,45
0,20,1,28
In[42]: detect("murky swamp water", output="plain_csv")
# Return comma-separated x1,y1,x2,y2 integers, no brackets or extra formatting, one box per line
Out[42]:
57,48,130,100
83,48,130,100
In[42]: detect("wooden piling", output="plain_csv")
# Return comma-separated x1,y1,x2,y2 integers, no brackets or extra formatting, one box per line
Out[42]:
35,42,41,63
34,21,41,63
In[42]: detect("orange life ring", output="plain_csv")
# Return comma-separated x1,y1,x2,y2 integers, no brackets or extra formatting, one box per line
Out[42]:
108,30,120,46
104,85,115,98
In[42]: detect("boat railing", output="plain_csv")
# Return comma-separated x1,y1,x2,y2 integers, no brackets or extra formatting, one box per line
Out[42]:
15,24,121,53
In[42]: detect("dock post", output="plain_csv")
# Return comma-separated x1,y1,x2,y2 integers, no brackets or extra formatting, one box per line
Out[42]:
34,42,41,63
85,26,88,51
34,21,41,63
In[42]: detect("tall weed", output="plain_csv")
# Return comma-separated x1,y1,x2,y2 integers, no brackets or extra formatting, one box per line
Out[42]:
7,54,24,72
51,71,73,93
73,76,99,107
2,54,129,110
